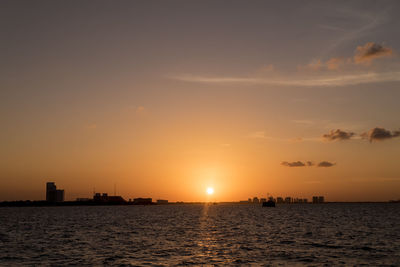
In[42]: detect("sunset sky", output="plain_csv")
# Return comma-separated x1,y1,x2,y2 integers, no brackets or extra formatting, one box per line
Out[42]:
1,0,400,202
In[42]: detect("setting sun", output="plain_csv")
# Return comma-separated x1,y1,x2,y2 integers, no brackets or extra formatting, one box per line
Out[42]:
206,187,214,195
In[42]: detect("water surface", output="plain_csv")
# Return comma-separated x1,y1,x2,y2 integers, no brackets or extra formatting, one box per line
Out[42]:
1,203,399,266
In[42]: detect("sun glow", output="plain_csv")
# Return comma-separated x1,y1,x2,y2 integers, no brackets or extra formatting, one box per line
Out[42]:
206,187,214,195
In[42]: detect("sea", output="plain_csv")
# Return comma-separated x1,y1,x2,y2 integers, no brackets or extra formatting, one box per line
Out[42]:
0,203,399,266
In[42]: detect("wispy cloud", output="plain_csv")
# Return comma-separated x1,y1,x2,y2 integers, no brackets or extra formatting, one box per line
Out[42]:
281,161,306,167
172,71,400,87
86,123,97,130
293,120,314,125
136,106,145,114
247,131,269,139
319,8,387,56
172,42,398,88
299,42,394,71
281,161,336,168
354,42,393,65
322,129,355,141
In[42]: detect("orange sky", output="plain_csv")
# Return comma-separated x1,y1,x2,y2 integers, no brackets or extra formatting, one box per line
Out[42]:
1,1,400,202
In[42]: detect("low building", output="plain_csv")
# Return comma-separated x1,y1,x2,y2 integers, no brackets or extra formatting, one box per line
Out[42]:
76,198,90,202
93,193,126,204
108,196,126,204
133,198,153,205
156,199,168,204
313,196,325,204
284,197,291,204
253,197,259,203
94,193,109,202
276,197,284,204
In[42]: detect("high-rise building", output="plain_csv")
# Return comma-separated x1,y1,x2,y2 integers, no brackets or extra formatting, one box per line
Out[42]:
46,182,64,202
46,182,56,201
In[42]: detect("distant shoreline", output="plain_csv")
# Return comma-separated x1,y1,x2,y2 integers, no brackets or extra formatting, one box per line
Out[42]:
0,200,398,207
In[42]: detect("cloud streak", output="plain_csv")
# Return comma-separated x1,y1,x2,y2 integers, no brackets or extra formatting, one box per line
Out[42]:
172,42,398,88
281,161,335,168
172,71,400,87
317,161,336,167
321,127,400,142
281,161,306,167
354,43,393,65
322,129,355,141
300,42,394,71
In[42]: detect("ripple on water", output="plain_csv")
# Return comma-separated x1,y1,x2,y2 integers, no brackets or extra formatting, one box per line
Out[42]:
0,203,399,265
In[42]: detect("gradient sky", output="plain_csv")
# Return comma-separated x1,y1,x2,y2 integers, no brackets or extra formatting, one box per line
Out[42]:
1,0,400,202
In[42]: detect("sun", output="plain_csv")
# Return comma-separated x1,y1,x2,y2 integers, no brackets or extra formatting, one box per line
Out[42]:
206,187,214,195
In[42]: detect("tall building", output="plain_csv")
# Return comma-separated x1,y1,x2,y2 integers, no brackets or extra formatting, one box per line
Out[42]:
46,182,65,202
46,182,56,201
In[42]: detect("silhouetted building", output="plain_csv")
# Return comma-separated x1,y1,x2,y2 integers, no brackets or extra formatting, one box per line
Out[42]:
248,198,252,202
253,197,259,203
108,196,126,203
93,193,126,204
46,182,64,202
260,198,267,203
284,197,291,204
313,196,325,204
276,197,284,204
157,199,168,204
76,198,90,202
133,198,152,205
94,193,109,202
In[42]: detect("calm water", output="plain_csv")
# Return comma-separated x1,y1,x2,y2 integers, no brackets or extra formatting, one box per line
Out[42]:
0,203,399,266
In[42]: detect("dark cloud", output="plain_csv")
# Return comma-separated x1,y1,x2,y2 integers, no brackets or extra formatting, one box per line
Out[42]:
361,127,400,142
317,161,336,167
354,42,393,64
281,161,334,167
322,129,355,141
281,161,306,167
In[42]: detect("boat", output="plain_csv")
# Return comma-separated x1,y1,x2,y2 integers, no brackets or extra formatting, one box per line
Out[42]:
262,200,276,207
